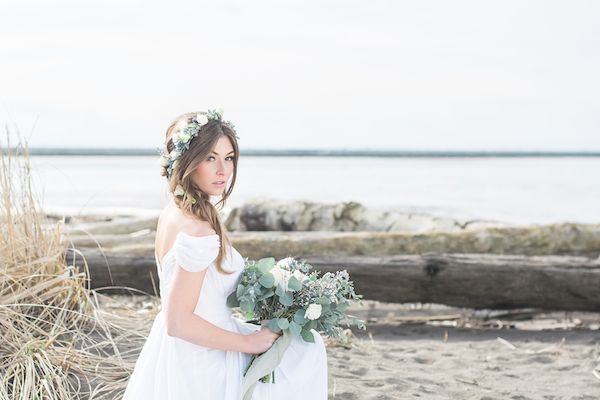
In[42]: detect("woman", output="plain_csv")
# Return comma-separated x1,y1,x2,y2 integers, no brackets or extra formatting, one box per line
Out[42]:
122,109,328,399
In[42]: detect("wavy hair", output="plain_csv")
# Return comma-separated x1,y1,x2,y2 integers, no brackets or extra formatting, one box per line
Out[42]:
160,111,239,274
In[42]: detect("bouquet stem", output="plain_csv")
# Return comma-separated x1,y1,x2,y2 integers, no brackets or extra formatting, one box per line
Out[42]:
242,329,292,400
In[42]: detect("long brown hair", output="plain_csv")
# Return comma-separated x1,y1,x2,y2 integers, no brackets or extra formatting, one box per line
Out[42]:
160,111,239,274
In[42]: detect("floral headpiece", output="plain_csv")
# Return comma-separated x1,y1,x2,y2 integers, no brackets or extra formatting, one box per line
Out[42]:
157,108,238,203
158,108,236,177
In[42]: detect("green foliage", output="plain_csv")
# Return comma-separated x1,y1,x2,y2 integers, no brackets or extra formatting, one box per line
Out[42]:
300,328,315,343
287,276,302,291
278,292,293,307
258,273,275,288
277,318,289,330
226,291,240,308
227,256,366,346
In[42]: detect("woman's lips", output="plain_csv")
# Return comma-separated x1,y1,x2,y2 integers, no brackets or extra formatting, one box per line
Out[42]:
213,181,225,186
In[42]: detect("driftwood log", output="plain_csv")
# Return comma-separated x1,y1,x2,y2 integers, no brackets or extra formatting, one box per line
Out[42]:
65,227,600,258
67,249,600,311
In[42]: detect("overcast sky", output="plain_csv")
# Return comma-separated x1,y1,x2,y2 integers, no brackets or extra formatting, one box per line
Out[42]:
1,0,599,151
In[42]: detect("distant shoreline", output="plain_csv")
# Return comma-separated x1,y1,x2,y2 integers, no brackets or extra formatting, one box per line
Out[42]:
13,148,600,157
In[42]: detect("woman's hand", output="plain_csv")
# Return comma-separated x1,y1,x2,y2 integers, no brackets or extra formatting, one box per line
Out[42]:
243,327,283,354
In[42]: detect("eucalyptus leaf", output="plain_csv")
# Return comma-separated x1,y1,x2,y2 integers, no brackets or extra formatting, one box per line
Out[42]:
277,318,289,330
278,292,293,307
266,319,281,333
226,291,240,308
236,284,245,298
300,328,315,343
257,289,274,301
240,300,254,313
293,309,307,324
287,276,302,291
288,321,301,337
258,273,275,288
274,285,285,297
256,257,275,274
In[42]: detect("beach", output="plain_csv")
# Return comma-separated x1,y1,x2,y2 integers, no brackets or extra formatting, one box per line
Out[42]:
65,206,600,399
4,153,600,399
105,295,600,399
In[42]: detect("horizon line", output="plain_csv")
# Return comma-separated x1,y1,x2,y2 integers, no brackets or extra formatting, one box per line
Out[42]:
5,147,600,157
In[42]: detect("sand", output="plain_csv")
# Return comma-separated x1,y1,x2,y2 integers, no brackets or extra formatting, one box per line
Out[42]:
104,296,600,399
328,302,600,400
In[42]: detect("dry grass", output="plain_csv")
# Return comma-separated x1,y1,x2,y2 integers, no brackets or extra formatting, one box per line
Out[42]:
0,134,152,399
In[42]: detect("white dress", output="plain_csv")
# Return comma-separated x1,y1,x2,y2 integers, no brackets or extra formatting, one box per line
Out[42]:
122,232,328,399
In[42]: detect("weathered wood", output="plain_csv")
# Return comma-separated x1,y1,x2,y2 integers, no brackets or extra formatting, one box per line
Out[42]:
66,226,600,260
68,249,600,311
66,249,161,297
309,253,600,311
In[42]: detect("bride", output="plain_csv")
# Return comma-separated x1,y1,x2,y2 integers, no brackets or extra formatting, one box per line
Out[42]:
121,109,328,399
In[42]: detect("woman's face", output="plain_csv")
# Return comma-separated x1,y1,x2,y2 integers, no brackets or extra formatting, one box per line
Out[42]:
192,135,235,196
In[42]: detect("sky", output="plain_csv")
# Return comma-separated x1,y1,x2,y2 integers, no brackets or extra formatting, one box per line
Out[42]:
1,0,599,151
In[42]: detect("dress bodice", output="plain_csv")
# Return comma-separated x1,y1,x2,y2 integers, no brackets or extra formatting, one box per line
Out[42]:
154,232,245,327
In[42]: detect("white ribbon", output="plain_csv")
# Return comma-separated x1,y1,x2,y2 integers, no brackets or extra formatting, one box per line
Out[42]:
241,329,293,400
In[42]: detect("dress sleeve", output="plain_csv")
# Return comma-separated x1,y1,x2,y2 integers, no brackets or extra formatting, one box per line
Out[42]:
172,232,220,272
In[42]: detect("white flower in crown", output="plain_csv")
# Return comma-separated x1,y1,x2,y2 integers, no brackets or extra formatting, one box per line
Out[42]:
169,149,180,159
174,184,185,197
158,155,170,167
305,304,322,320
195,113,209,125
178,131,193,143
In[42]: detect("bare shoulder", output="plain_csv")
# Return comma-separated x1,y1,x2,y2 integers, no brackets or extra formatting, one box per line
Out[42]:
179,217,217,237
162,203,217,238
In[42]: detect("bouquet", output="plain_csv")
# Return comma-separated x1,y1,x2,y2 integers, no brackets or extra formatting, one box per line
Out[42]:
226,256,366,400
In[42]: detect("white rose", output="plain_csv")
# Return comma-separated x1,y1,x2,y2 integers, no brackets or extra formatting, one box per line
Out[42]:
271,265,291,291
158,155,170,167
276,257,293,269
292,269,308,283
178,132,192,143
169,149,180,159
305,304,322,320
174,184,185,197
195,114,209,125
271,265,283,285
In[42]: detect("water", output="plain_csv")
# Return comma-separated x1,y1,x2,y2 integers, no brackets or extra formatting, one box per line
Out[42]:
27,155,600,225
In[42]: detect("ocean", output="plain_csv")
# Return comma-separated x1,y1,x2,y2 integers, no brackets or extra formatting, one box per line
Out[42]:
26,154,600,225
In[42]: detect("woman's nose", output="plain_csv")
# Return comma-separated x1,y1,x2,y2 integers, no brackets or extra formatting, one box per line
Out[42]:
216,159,226,174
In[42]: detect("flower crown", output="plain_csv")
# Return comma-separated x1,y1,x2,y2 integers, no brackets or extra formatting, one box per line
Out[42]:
157,108,237,178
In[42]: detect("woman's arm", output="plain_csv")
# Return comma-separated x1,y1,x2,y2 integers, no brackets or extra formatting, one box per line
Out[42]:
165,264,251,353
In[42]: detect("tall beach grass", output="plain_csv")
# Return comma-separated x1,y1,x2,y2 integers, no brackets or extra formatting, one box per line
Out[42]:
0,134,153,399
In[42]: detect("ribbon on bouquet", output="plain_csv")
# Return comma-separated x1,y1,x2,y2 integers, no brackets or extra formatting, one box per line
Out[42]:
241,328,293,400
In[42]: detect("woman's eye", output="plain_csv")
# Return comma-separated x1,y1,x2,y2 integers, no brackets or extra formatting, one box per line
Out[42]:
207,156,235,161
